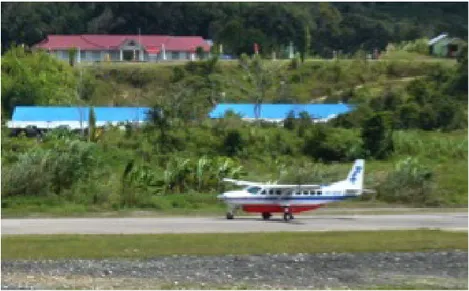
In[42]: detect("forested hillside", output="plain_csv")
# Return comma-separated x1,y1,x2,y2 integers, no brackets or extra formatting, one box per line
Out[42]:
1,3,468,215
1,2,468,56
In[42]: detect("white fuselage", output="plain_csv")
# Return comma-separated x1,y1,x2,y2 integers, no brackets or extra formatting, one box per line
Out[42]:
218,183,362,207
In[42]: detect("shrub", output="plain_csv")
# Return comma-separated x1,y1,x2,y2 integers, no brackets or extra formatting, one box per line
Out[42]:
1,139,100,197
361,112,394,159
377,157,439,206
223,129,244,156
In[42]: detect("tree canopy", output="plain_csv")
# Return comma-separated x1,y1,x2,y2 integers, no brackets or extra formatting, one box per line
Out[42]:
2,2,467,56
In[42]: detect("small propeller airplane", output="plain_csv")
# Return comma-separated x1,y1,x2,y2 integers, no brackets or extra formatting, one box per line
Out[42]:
218,159,371,221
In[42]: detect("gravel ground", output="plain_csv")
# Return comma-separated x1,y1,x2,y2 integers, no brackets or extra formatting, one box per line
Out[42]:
2,251,468,290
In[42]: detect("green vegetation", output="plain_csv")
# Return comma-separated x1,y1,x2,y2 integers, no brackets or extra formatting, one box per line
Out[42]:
2,3,467,56
1,46,79,116
2,230,466,259
1,46,467,215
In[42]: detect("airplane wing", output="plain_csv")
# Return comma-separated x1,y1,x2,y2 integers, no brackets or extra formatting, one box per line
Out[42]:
222,178,263,186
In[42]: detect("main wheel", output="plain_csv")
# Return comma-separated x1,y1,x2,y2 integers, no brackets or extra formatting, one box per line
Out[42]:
283,213,291,221
262,212,272,220
226,212,234,220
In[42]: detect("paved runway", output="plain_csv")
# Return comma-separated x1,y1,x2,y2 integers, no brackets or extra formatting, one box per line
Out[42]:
2,213,467,235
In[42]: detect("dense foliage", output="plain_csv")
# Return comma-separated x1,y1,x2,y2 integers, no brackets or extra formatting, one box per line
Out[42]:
1,46,78,116
1,9,467,212
2,3,467,56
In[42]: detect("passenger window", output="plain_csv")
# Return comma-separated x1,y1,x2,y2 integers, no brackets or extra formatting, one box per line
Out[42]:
276,190,281,195
317,190,322,195
303,190,308,195
295,191,301,195
261,190,266,195
247,186,261,194
287,191,292,195
269,189,274,195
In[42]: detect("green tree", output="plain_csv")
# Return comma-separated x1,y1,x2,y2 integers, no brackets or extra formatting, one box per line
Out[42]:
397,103,420,129
195,46,205,60
68,47,78,67
418,105,437,130
361,112,394,159
237,54,280,121
301,24,311,62
283,110,296,131
223,129,244,156
1,45,77,117
88,107,97,142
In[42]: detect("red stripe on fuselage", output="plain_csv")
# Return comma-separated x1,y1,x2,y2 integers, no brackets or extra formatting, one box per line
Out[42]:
242,204,323,213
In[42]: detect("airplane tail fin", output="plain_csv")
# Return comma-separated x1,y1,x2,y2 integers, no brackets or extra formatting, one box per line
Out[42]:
345,159,365,190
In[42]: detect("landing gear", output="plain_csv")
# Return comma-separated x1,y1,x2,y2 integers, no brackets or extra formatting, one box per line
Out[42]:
226,205,238,220
283,213,294,221
283,207,294,222
262,212,272,220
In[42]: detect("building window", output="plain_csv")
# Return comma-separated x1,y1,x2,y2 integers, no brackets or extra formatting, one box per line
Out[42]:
57,50,67,59
171,51,179,60
92,51,101,61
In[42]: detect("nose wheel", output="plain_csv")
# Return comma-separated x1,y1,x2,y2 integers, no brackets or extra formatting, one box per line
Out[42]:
226,205,238,220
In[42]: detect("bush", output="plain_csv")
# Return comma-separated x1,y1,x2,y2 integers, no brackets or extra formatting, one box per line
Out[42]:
223,129,244,156
2,138,100,197
378,157,439,206
361,112,394,159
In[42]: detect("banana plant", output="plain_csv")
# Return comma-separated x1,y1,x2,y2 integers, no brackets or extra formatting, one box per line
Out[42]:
196,156,210,191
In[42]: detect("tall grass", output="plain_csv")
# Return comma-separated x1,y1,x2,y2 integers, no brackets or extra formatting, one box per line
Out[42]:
393,130,468,160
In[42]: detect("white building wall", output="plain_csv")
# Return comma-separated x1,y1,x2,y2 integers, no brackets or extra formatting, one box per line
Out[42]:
51,49,204,62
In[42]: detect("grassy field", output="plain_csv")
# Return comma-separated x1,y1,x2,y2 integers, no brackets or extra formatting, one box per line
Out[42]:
2,230,467,259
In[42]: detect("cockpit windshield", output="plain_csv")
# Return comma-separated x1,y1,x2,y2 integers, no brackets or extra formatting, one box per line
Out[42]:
246,186,261,194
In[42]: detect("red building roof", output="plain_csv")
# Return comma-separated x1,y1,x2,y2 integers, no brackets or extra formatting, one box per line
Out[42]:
34,34,211,52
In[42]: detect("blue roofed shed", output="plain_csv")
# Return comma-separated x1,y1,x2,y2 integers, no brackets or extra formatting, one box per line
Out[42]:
209,103,354,122
8,106,150,129
7,104,354,130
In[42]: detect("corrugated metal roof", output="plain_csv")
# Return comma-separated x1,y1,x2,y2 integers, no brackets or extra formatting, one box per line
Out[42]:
209,104,354,120
428,34,448,45
11,106,150,122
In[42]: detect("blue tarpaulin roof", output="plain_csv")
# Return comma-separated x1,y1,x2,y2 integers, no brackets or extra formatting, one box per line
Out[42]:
11,106,150,122
10,104,354,124
209,104,354,119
